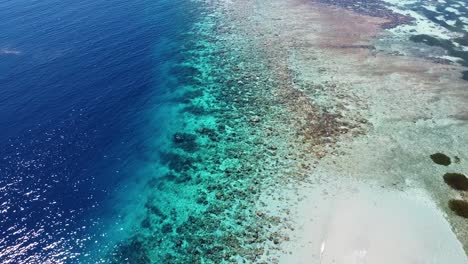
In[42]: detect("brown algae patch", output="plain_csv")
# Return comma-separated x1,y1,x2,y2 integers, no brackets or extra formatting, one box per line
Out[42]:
449,199,468,219
444,173,468,191
430,152,452,166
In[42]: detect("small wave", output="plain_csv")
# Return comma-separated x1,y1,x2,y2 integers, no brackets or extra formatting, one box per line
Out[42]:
0,48,21,55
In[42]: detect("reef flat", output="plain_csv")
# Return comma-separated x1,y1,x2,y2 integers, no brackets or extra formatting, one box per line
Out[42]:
218,0,468,261
103,0,468,262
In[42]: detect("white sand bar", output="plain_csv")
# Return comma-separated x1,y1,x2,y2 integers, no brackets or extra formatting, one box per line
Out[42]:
276,183,467,264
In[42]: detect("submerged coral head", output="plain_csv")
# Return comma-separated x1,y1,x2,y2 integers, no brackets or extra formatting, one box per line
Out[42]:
448,199,468,218
443,173,468,191
430,153,451,166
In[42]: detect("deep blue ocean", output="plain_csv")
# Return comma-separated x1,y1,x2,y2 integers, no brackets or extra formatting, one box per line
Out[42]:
0,0,198,262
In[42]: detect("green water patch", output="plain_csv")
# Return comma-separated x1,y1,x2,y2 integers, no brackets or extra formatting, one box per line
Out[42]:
449,199,468,218
443,173,468,191
430,152,451,166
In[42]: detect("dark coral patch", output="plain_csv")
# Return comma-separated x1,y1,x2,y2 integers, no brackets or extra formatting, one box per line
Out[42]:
183,105,208,115
197,127,219,141
183,89,204,100
110,236,151,264
141,217,152,229
161,173,192,184
161,223,173,234
443,173,468,191
173,132,199,152
144,202,166,219
430,153,451,166
448,199,468,218
169,65,202,78
169,65,202,86
173,89,204,104
159,152,196,172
